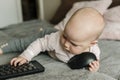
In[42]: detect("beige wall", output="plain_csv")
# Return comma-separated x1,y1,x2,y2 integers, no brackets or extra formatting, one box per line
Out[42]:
37,0,61,21
0,0,22,28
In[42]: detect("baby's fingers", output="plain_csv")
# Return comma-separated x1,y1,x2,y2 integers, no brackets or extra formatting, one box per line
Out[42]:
10,57,26,66
10,57,18,66
89,61,99,72
14,58,22,66
19,59,27,66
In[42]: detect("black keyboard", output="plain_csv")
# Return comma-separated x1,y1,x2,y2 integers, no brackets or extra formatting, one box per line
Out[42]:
0,60,45,79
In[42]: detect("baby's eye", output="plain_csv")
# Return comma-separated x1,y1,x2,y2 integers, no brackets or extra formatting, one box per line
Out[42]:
63,34,67,40
71,42,78,47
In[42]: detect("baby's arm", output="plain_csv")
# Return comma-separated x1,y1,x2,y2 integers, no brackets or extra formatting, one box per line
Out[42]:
11,31,58,66
88,44,100,72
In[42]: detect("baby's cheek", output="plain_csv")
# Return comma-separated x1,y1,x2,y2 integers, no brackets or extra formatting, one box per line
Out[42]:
60,38,65,49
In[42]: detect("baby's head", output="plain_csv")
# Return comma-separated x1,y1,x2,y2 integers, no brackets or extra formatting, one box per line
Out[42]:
60,7,105,54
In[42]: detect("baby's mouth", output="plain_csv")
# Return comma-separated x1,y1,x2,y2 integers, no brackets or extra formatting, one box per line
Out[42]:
66,49,70,53
63,48,70,53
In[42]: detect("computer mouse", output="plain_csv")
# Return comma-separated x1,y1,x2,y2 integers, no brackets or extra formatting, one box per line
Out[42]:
67,52,97,69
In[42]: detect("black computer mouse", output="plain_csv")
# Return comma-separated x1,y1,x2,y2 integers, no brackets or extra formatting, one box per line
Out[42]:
67,52,97,69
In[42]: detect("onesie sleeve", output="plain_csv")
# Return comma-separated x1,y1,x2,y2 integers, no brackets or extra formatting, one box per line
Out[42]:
19,31,59,61
90,44,100,60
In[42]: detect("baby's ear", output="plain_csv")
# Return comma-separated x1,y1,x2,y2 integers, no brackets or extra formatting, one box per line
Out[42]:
90,40,98,46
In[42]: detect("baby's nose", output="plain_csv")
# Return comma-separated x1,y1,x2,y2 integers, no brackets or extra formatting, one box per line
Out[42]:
64,41,70,50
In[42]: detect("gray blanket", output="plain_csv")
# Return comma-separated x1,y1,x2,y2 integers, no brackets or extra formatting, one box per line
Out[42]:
0,20,120,80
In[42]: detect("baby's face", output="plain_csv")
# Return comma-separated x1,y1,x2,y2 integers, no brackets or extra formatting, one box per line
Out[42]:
60,8,104,55
60,31,92,55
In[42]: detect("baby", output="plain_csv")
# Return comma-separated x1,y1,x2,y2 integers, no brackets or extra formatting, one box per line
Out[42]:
0,7,105,72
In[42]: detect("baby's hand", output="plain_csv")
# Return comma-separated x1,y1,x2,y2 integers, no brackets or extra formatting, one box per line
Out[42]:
10,56,28,66
88,60,100,72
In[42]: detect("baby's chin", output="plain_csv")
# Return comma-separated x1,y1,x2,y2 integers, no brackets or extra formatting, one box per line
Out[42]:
66,50,82,55
70,50,84,55
60,42,82,55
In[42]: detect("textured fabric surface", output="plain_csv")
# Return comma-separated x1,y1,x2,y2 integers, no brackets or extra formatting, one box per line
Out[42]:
0,20,119,80
100,6,120,40
54,0,112,30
